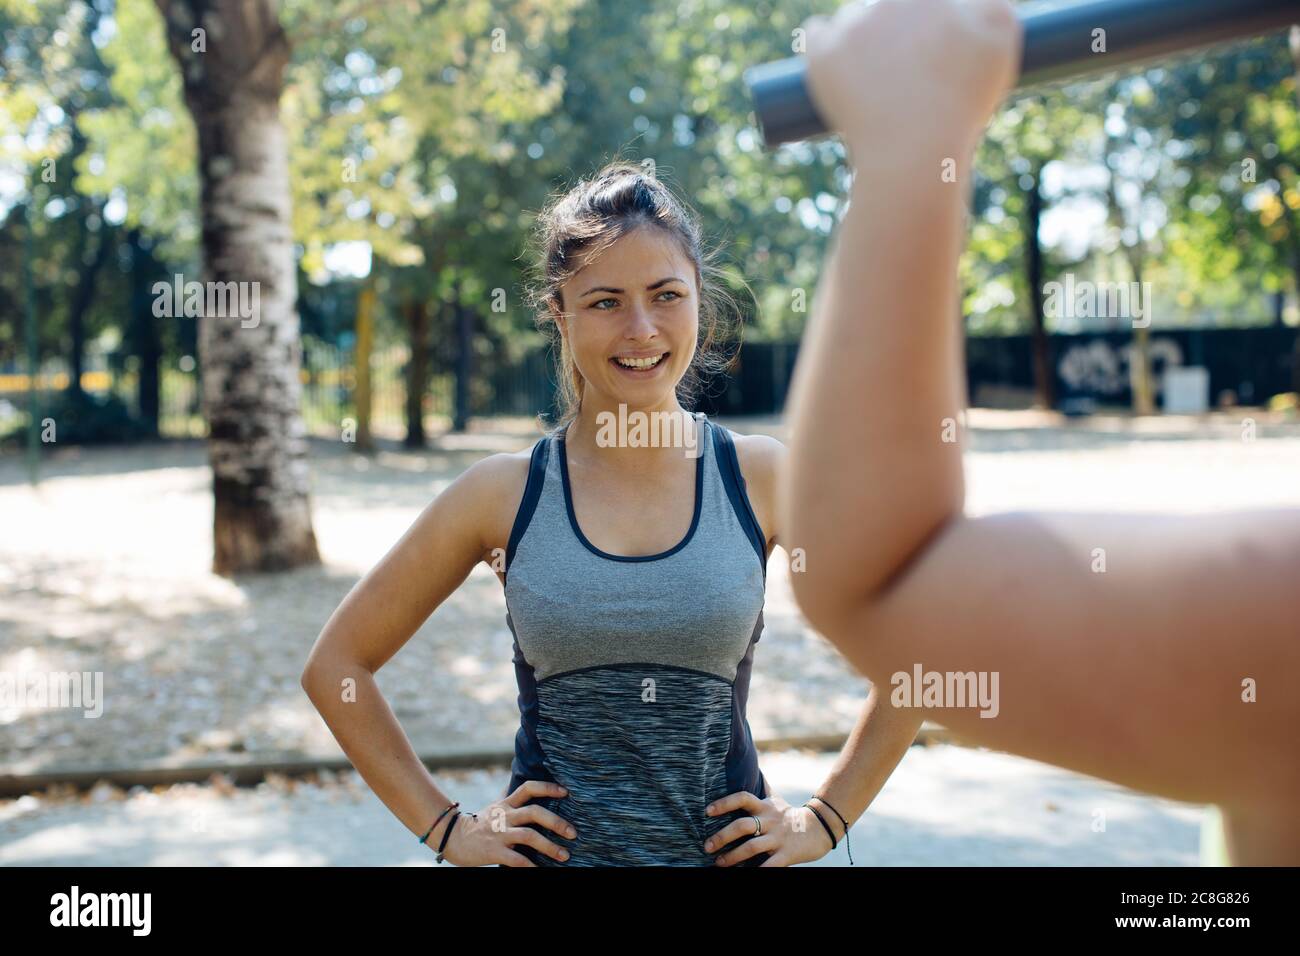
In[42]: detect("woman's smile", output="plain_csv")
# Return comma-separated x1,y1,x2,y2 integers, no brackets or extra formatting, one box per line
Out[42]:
609,350,671,377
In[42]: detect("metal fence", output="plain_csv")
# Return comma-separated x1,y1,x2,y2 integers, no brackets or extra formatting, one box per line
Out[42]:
3,326,1296,446
0,336,564,443
964,326,1300,408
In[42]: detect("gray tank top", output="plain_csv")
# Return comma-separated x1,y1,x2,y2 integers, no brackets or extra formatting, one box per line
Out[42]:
502,412,771,866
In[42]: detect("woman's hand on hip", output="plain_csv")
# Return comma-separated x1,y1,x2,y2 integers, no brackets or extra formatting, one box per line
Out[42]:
704,789,836,867
437,780,577,866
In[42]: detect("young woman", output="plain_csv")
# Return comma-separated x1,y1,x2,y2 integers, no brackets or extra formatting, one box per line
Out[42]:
783,0,1300,865
301,162,923,866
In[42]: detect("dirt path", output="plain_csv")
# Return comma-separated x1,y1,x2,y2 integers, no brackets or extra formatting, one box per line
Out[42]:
2,411,1298,779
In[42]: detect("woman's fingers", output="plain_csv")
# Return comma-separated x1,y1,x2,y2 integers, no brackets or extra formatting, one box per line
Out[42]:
705,790,764,817
512,802,578,841
704,791,772,854
506,825,571,863
707,790,764,816
497,847,537,867
704,813,766,854
504,779,567,808
715,834,778,867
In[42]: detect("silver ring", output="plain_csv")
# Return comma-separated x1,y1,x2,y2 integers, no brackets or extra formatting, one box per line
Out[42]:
752,815,762,837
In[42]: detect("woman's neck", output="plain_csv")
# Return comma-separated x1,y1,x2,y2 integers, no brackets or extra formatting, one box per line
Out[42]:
564,397,702,474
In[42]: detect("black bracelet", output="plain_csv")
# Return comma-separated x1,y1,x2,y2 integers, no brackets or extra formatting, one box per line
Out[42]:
811,795,854,865
435,810,462,863
419,801,460,846
804,802,837,850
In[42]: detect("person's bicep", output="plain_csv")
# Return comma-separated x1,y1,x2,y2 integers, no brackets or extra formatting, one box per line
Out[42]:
824,508,1300,805
303,455,516,678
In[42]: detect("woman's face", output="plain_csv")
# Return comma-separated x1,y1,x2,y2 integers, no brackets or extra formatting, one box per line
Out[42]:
554,226,698,411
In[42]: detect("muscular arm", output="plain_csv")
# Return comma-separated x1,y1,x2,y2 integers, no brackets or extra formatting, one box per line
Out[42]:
781,10,1300,831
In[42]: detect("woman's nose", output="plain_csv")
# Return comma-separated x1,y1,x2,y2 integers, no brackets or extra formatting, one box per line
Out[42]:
623,305,658,340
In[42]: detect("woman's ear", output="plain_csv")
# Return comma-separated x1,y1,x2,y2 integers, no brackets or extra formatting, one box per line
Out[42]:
551,302,568,339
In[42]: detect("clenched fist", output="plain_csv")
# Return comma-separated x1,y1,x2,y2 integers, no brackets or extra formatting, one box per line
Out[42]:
801,0,1022,160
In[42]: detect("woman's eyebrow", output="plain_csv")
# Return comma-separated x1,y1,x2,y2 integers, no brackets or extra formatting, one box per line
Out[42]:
579,276,685,296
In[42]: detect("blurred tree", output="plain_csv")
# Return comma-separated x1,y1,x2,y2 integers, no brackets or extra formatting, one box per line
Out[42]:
151,0,320,574
1099,74,1178,416
0,0,123,402
71,0,575,562
977,88,1102,407
1163,32,1300,391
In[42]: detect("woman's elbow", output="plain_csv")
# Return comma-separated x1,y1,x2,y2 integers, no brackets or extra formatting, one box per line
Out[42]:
299,658,326,700
299,646,360,701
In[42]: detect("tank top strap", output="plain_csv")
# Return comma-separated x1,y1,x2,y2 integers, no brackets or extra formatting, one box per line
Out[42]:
504,433,553,572
700,414,768,567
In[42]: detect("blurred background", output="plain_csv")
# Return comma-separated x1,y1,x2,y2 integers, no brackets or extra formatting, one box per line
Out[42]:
1,0,1298,865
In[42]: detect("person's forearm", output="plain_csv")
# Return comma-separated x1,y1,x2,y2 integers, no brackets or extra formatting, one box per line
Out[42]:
783,135,973,635
302,653,456,850
808,682,925,848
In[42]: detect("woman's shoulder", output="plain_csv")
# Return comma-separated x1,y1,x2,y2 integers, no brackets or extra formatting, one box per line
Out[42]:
439,435,552,559
719,426,786,546
726,428,787,479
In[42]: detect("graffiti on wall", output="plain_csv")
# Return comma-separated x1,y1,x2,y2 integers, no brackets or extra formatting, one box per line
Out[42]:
1056,337,1183,396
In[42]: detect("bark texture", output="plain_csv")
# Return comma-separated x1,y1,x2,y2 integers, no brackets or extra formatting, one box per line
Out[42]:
157,0,319,574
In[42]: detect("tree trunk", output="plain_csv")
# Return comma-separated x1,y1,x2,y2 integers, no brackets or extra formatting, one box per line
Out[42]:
157,0,318,575
1292,253,1300,394
453,297,473,433
1129,257,1155,415
1024,167,1054,409
128,229,162,437
354,279,375,453
66,209,111,401
403,299,430,448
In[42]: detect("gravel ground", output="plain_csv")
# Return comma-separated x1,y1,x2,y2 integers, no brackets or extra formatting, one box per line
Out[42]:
0,743,1206,866
2,410,1299,778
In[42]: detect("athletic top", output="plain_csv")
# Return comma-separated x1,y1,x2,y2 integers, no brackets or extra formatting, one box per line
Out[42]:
502,412,771,866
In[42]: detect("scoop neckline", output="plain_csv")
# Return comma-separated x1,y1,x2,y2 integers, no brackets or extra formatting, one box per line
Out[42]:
556,416,707,563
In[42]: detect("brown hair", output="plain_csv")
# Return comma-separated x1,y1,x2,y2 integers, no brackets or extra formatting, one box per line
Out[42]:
523,159,749,431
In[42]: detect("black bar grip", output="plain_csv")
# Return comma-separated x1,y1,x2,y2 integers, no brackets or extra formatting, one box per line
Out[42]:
745,0,1300,148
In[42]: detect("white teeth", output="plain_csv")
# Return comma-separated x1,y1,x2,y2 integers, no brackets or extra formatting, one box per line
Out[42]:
614,354,665,369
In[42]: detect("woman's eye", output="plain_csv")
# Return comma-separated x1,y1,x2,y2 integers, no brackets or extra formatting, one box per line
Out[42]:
591,291,679,309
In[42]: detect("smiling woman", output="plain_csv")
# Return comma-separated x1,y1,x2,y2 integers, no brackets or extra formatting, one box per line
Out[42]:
525,160,747,426
493,162,785,865
303,160,926,868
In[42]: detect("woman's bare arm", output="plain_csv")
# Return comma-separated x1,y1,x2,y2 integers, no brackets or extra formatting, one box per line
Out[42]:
781,0,1300,843
735,434,925,852
299,451,536,856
